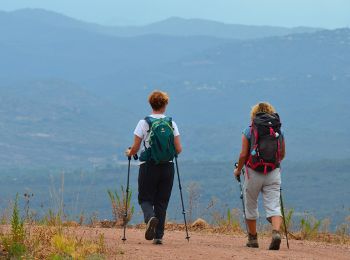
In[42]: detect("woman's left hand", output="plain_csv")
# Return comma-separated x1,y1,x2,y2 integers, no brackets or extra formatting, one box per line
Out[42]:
234,168,240,178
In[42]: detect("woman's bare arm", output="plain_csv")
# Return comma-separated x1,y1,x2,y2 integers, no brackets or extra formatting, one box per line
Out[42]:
280,139,286,161
174,135,182,155
236,135,250,172
128,135,142,156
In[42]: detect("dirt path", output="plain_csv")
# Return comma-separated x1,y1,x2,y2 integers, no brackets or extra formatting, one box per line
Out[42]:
86,227,350,260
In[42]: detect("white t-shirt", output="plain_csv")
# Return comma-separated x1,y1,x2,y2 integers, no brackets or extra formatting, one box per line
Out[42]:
134,114,180,153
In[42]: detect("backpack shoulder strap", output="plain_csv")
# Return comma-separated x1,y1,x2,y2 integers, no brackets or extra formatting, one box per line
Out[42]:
164,116,173,126
144,116,155,132
163,116,174,131
143,116,157,149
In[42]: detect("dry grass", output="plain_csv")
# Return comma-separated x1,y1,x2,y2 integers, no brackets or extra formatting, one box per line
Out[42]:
0,193,107,259
107,186,134,227
0,225,107,259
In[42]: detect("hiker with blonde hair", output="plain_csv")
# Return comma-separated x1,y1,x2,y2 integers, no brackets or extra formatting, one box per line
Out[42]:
234,102,286,250
126,90,182,245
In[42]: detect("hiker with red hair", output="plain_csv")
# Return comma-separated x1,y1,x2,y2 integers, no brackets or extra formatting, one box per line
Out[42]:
126,90,182,245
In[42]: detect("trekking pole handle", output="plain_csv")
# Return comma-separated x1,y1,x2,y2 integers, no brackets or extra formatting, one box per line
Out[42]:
126,147,131,161
234,163,241,182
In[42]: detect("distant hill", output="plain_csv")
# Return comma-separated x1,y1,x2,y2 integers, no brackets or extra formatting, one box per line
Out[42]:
0,79,132,168
3,8,322,39
0,9,232,81
164,28,350,79
106,17,322,39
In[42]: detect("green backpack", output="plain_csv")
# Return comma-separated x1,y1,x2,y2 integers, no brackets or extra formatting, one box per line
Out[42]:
140,116,176,164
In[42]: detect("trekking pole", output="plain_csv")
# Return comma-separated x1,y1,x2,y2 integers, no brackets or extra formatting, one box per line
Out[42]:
122,150,138,242
174,155,190,242
280,187,290,249
235,163,249,235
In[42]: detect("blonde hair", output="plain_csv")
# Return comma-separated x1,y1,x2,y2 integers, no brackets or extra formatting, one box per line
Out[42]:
148,90,169,111
250,102,276,120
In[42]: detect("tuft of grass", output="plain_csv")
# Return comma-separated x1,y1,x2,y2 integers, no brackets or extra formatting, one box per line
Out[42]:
186,182,201,224
50,233,104,259
11,194,25,244
107,186,134,226
25,226,105,259
336,216,350,238
0,201,11,225
44,209,64,227
300,214,321,239
320,218,331,233
212,208,242,233
281,208,294,233
1,193,26,258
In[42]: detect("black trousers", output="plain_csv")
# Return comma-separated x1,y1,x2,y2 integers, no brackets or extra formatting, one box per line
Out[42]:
138,161,174,239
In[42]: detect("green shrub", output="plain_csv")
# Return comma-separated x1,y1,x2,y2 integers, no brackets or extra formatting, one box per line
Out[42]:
11,193,25,243
300,214,321,239
1,193,27,258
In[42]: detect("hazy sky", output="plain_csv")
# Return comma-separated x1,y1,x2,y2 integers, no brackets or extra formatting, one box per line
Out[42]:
1,0,350,28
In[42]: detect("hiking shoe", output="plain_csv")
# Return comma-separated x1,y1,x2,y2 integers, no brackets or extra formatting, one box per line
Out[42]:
246,233,259,248
153,238,163,245
269,230,281,250
145,217,159,240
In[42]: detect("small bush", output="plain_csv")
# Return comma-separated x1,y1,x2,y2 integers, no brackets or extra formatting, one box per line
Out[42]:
300,214,321,239
11,194,25,244
1,193,26,258
107,186,134,226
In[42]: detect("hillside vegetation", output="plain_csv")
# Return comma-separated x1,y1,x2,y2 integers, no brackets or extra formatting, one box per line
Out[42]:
0,9,349,166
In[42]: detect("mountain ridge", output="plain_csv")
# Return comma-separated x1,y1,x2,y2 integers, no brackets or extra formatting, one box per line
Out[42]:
2,8,323,39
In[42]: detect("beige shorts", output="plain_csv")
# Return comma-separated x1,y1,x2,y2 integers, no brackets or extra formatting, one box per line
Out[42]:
244,167,282,220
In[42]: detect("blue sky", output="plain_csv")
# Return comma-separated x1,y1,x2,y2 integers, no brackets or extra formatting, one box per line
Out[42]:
1,0,349,28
